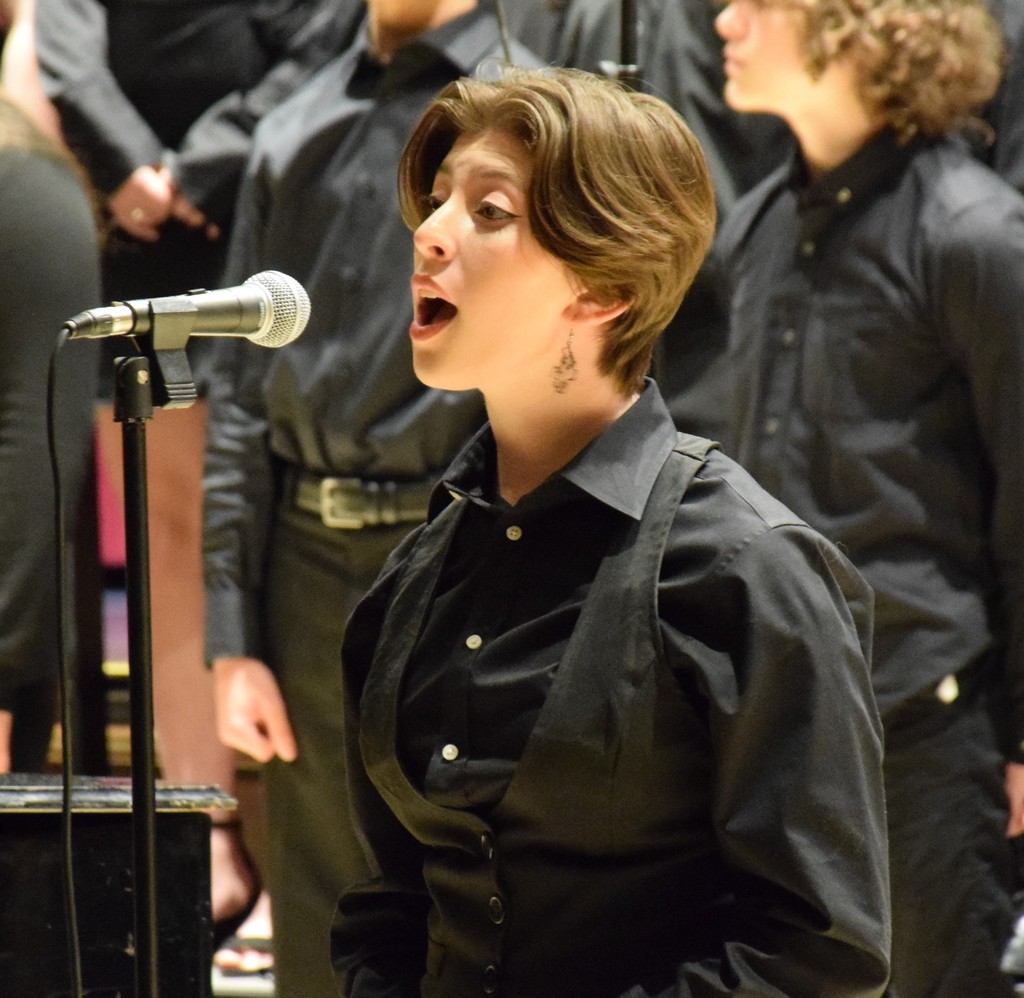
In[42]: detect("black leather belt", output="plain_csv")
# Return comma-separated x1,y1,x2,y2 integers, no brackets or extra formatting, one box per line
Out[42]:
291,470,434,529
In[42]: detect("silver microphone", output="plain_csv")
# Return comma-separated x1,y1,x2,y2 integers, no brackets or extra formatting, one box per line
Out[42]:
62,271,311,348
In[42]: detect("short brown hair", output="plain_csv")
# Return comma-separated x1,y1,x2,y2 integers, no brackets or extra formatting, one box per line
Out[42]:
788,0,1003,141
398,67,716,394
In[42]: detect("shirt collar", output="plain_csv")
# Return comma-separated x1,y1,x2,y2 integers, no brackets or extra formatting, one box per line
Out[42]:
355,3,505,87
430,380,679,522
788,128,923,249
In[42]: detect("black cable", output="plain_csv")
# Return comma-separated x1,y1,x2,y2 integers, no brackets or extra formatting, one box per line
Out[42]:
48,328,84,998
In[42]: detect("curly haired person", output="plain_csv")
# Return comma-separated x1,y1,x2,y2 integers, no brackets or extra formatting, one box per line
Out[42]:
714,1,1024,993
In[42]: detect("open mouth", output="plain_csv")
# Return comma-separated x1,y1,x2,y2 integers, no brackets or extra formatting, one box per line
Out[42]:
416,293,458,327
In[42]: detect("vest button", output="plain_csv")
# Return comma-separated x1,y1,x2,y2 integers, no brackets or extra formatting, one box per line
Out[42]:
483,963,500,994
488,894,505,924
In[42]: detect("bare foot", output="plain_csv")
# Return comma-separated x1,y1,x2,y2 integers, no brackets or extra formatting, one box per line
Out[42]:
210,823,258,924
214,890,273,973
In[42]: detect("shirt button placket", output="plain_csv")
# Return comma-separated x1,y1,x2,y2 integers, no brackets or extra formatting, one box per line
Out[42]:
483,962,500,995
488,894,506,925
479,832,495,860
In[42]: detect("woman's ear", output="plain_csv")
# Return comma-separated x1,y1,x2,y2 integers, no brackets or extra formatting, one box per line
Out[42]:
564,292,631,330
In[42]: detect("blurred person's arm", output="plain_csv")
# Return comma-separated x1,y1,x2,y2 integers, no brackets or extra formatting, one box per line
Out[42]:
34,0,178,240
169,0,363,228
35,0,163,194
925,166,1024,834
203,141,283,757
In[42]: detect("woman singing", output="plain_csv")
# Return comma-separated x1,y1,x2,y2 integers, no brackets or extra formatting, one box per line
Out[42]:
331,67,890,998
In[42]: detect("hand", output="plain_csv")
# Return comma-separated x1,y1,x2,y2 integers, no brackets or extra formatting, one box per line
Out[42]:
107,165,176,242
171,192,221,242
1005,761,1024,837
213,656,298,764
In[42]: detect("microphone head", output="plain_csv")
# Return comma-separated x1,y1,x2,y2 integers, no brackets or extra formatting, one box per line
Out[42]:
246,271,311,347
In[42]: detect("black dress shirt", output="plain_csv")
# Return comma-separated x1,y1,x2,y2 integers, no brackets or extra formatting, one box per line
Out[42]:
983,0,1024,194
334,382,890,997
716,129,1024,751
36,0,361,219
203,7,539,660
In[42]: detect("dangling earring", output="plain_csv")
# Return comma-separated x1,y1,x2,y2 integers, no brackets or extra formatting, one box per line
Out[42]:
552,328,578,394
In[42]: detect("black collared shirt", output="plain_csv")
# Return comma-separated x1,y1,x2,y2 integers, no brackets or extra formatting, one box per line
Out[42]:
400,387,673,807
203,7,538,659
336,381,890,995
717,129,1024,749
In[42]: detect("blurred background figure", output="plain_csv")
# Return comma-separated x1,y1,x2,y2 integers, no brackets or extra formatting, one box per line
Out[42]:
500,0,792,442
502,0,1024,442
35,0,362,979
713,0,1024,993
982,0,1024,193
0,0,99,774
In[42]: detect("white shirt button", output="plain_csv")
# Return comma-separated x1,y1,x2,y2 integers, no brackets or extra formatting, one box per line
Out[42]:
466,634,483,650
506,525,522,541
781,328,797,347
764,417,781,437
935,674,959,704
441,743,459,762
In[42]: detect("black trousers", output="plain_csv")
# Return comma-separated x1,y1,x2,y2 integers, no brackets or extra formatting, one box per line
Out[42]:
883,674,1016,998
261,503,416,998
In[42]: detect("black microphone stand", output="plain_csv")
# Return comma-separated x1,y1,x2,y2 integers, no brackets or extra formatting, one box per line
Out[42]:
110,309,199,998
615,0,642,91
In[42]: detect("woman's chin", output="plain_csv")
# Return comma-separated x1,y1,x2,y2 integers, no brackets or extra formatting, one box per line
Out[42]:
411,355,473,393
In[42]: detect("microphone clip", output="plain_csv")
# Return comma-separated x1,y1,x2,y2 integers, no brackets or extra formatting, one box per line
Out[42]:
114,299,201,411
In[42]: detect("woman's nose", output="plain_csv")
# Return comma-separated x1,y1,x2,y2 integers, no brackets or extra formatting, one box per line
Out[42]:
413,203,455,260
716,2,742,40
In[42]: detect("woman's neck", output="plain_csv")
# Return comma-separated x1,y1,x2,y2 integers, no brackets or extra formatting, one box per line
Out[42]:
485,380,638,506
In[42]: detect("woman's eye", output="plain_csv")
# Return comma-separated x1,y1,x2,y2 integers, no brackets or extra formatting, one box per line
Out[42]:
422,193,445,215
475,201,516,222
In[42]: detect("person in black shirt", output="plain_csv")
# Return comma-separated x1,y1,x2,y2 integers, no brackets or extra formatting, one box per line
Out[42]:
331,67,890,997
713,1,1024,993
202,3,537,994
500,0,793,444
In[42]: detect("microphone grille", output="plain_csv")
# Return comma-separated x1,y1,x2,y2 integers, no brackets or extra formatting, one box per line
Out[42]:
245,271,311,347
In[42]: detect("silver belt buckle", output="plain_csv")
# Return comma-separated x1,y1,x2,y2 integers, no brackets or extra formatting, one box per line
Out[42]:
318,476,373,529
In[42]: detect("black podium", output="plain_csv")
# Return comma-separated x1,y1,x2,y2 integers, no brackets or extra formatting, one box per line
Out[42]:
0,774,233,998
